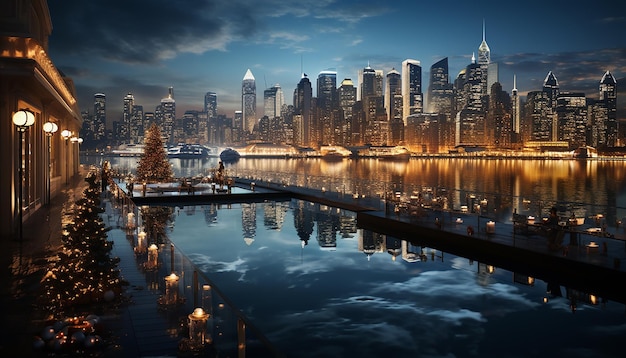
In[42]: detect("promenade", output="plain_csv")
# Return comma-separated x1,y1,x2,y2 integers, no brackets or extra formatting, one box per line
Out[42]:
2,170,626,357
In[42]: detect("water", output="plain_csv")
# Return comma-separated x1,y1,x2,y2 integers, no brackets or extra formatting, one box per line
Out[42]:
164,200,625,357
85,155,626,356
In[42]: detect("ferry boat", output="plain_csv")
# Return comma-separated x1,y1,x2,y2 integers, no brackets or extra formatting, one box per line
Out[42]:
356,145,411,160
320,145,352,159
167,144,212,158
572,146,598,159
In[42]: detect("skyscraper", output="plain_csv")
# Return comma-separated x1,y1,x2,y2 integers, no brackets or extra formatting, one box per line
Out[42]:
401,59,423,125
385,68,401,121
204,92,217,120
599,70,618,147
542,71,559,141
317,69,337,145
338,78,356,145
122,93,134,141
511,75,521,142
242,69,256,135
427,58,454,116
294,74,312,146
158,87,176,143
263,84,284,120
93,93,106,141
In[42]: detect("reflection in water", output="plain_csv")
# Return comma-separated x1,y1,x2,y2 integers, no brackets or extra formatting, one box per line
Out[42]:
84,156,626,226
163,199,625,357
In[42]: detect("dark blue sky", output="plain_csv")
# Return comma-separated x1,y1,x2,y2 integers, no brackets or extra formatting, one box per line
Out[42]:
47,0,626,120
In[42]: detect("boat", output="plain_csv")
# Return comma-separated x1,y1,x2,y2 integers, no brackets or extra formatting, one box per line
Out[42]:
219,148,241,162
357,145,411,160
110,144,145,157
167,144,212,159
572,146,598,159
320,145,352,159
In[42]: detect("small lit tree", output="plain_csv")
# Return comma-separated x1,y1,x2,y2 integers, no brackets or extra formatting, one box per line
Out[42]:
136,124,173,183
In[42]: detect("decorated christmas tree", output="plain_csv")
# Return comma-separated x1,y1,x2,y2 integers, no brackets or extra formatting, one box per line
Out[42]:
136,124,173,183
40,171,125,315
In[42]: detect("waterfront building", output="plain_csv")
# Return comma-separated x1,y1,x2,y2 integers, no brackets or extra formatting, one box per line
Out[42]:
525,91,552,142
405,113,441,153
242,69,257,136
1,0,81,239
317,70,337,145
401,59,423,125
428,58,455,150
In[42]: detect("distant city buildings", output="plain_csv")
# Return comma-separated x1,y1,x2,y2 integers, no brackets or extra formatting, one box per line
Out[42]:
79,25,620,153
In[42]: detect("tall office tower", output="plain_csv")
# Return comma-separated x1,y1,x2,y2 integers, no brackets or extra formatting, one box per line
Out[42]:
477,21,492,96
427,58,454,115
542,71,559,140
599,70,618,147
294,74,312,146
233,110,243,144
242,69,257,135
487,82,512,148
542,71,559,106
93,93,106,141
358,64,376,101
317,69,337,145
143,112,155,134
262,83,284,120
204,92,217,120
556,92,587,148
456,56,486,146
158,87,176,143
129,104,144,144
122,92,134,141
338,78,356,145
525,91,552,142
401,59,423,125
511,75,521,143
385,68,401,121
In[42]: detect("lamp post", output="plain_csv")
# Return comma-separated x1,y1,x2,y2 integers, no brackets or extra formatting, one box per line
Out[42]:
60,130,72,184
43,121,58,205
12,109,35,242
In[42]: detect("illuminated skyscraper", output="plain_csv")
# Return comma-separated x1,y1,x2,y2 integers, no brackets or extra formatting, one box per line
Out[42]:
599,70,618,146
427,58,454,116
385,68,401,121
511,75,521,142
317,70,337,145
242,69,256,135
204,91,217,120
401,59,423,125
122,92,134,141
338,78,356,145
93,93,106,141
542,71,559,141
264,85,279,119
294,74,312,146
158,87,176,143
556,92,587,148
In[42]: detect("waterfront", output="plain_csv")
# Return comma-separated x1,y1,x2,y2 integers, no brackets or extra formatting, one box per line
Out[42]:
86,155,626,225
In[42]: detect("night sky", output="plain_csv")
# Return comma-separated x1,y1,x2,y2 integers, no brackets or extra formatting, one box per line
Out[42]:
47,0,626,122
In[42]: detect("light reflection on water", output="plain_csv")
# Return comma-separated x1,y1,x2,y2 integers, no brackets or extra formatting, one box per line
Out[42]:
85,156,626,224
164,200,626,357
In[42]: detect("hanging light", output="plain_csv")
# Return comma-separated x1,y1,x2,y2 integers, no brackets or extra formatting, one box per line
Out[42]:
12,109,35,129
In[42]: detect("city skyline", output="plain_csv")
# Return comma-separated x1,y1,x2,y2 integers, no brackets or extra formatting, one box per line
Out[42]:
48,0,626,122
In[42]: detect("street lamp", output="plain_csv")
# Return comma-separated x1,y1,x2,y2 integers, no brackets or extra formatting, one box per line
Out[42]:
43,121,58,204
61,129,72,184
13,109,35,242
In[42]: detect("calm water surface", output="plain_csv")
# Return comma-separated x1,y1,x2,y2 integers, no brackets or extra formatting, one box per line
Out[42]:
166,200,626,357
86,156,626,356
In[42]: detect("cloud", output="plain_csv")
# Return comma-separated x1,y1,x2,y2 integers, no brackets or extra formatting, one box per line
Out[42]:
49,0,257,64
